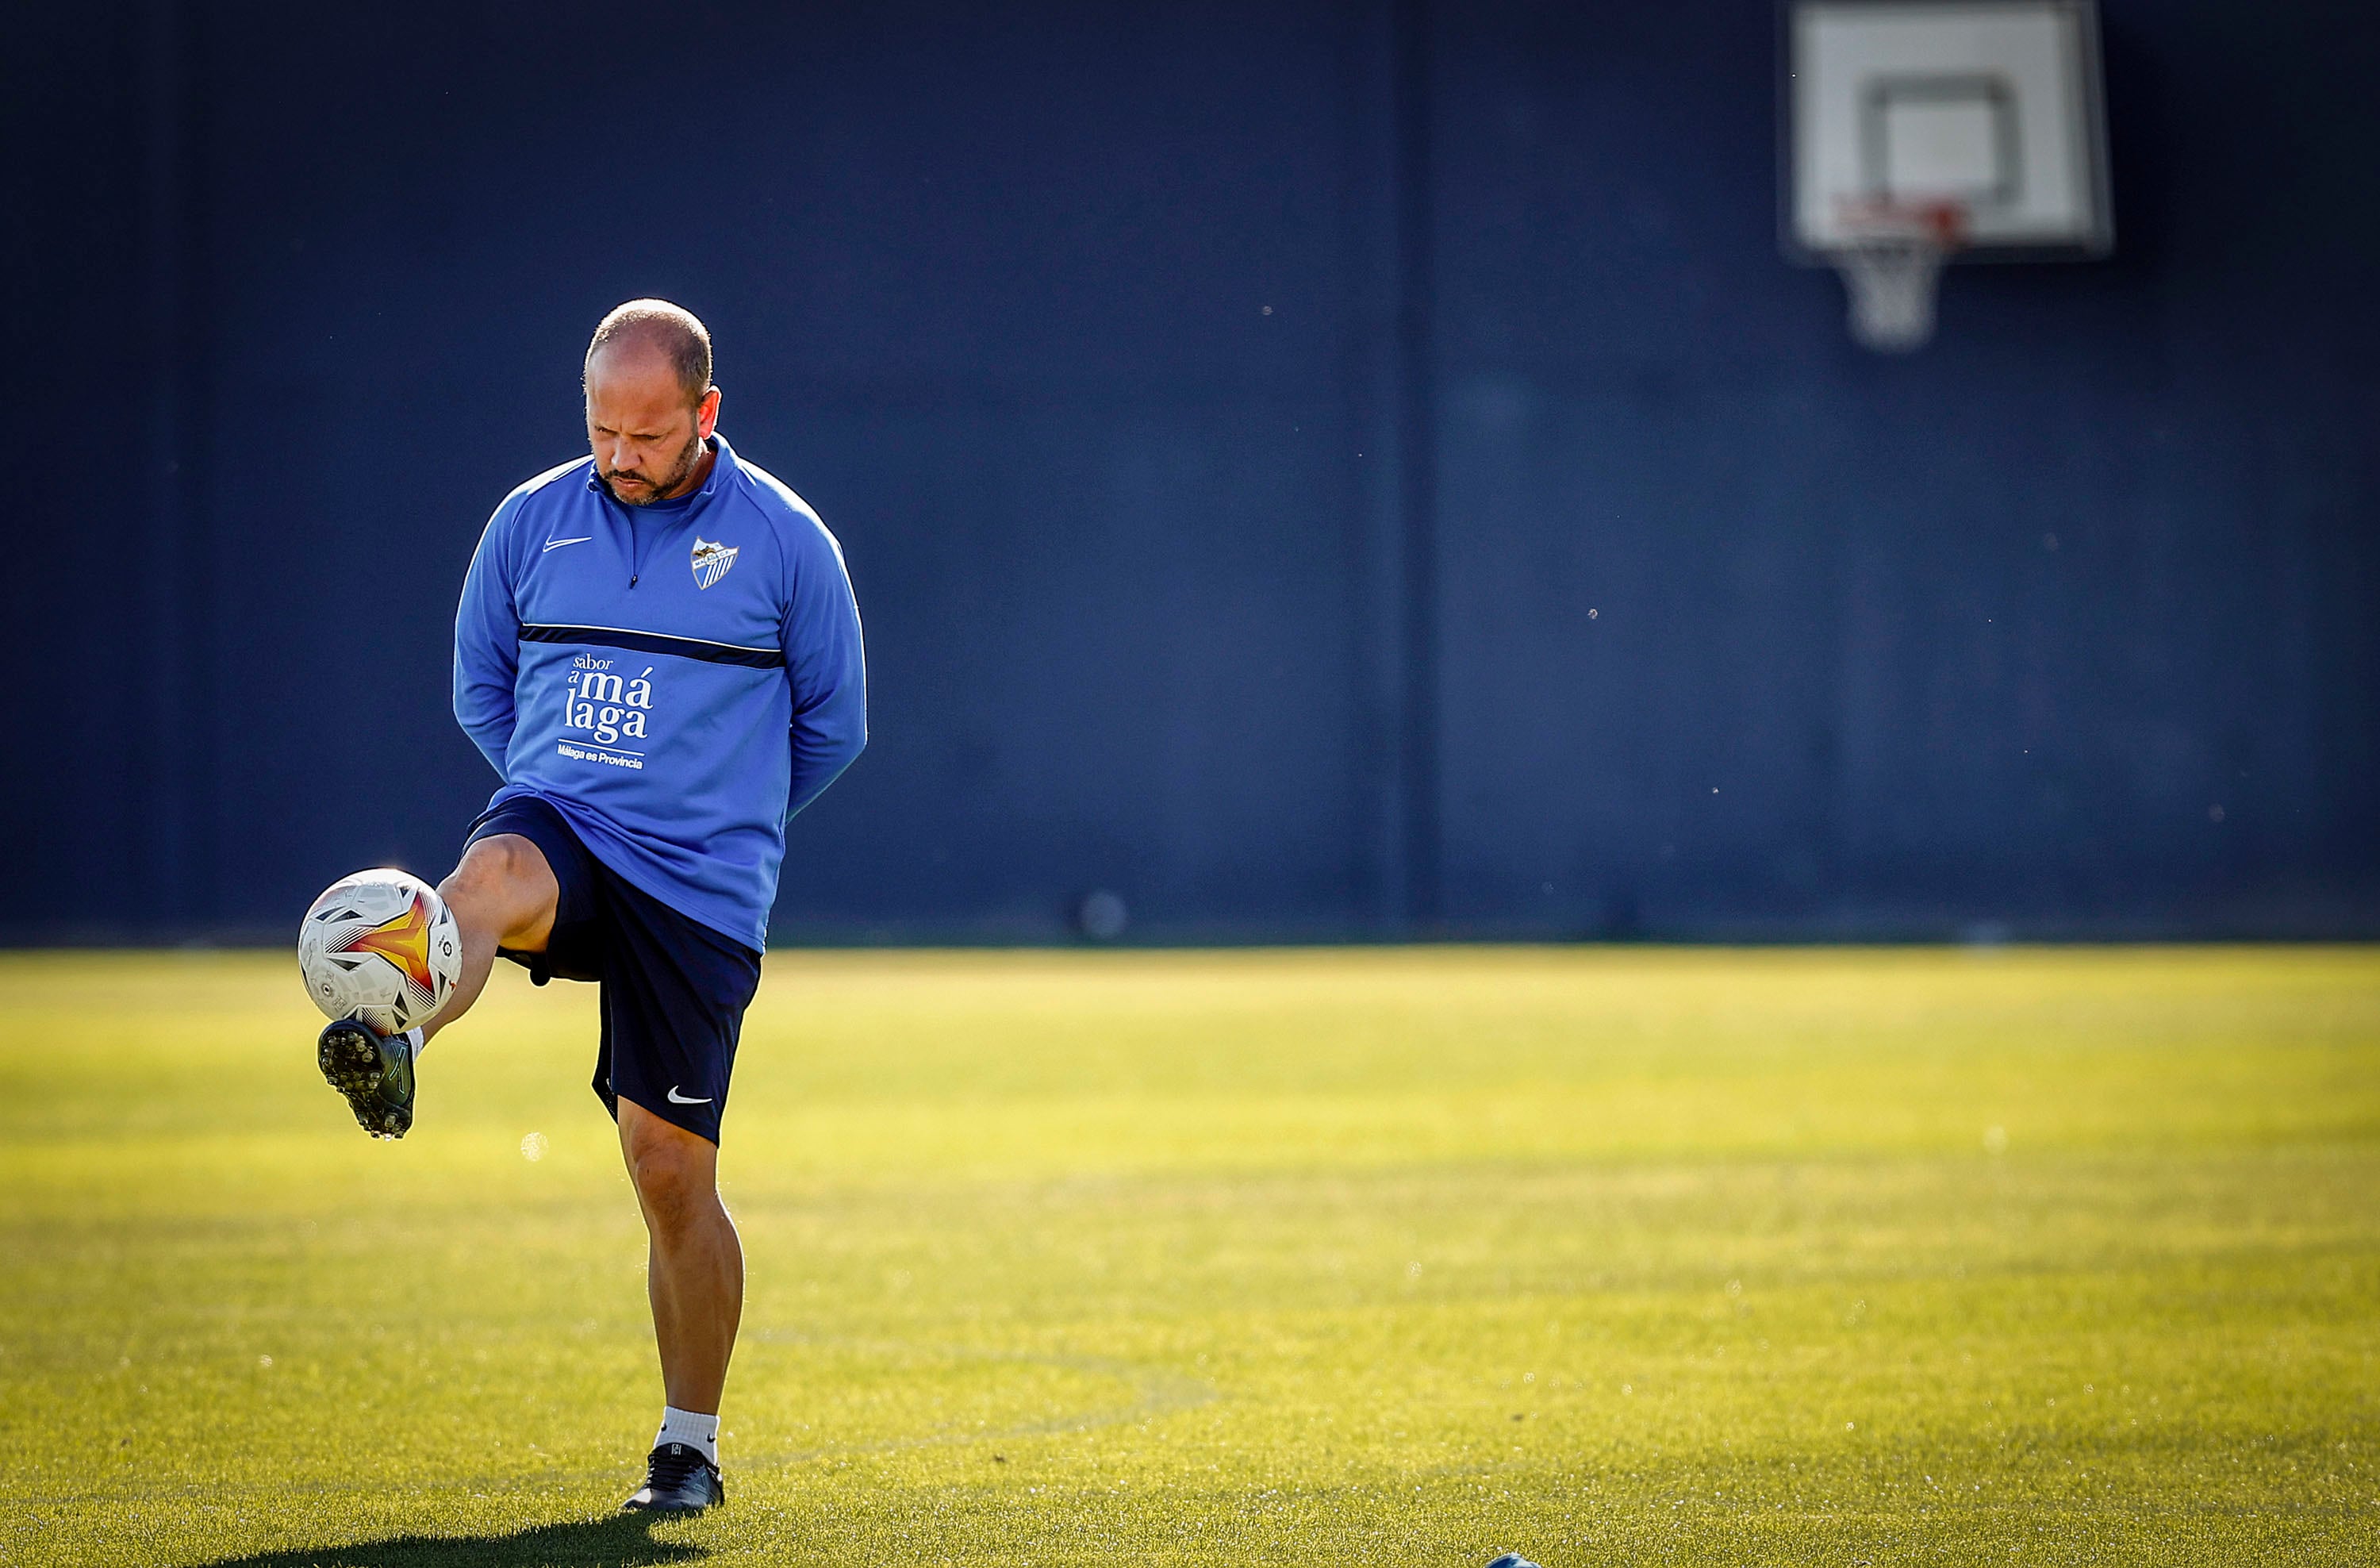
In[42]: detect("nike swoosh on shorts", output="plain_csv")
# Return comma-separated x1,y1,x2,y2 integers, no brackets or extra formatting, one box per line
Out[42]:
667,1086,713,1105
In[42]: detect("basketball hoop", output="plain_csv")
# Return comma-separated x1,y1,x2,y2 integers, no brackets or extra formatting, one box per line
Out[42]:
1829,198,1968,352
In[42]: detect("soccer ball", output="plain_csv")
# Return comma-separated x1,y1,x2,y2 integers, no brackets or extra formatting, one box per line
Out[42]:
297,869,463,1036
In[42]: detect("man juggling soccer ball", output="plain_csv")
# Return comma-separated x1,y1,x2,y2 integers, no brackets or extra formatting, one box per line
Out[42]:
295,300,866,1514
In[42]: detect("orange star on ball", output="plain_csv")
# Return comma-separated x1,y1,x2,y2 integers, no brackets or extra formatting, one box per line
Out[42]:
340,893,436,991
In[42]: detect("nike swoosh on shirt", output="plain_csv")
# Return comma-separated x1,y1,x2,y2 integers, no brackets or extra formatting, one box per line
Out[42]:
667,1086,714,1105
542,536,594,552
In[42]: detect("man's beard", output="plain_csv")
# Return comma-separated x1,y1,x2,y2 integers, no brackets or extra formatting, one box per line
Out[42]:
601,432,704,505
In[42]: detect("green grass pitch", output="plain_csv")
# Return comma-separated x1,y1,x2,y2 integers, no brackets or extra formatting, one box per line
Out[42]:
2,946,2375,1566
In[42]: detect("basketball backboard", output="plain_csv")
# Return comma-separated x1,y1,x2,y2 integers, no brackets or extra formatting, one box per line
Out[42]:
1784,0,2110,348
1787,0,2110,256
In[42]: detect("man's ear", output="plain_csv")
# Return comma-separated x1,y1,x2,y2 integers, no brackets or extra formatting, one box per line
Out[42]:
696,387,722,440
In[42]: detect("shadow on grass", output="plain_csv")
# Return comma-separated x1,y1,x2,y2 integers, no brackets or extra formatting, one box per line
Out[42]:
194,1512,704,1568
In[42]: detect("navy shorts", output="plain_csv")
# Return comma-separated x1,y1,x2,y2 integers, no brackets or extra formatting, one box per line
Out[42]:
463,796,762,1145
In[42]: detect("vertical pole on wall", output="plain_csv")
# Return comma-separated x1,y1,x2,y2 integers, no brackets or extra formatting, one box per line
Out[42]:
1352,0,1438,937
1391,0,1440,933
140,0,189,930
141,0,211,936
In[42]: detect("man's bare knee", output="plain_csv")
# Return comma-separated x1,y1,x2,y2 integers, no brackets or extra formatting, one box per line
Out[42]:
623,1116,719,1234
440,834,558,949
446,834,542,901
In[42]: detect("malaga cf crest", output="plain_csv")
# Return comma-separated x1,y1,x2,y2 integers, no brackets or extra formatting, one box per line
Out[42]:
690,537,739,590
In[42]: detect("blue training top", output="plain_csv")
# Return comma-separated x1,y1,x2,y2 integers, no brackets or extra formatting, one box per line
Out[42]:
453,432,867,951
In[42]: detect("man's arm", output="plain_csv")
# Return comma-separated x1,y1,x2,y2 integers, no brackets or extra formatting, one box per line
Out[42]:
452,496,525,774
781,524,868,821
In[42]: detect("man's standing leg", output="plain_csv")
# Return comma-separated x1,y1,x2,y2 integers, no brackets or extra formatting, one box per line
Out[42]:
619,1099,741,1511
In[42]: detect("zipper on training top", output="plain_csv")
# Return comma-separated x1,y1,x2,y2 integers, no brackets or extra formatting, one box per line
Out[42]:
623,504,650,589
610,473,706,588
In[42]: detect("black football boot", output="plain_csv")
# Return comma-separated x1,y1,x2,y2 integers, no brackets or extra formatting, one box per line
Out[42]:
621,1443,725,1514
317,1017,417,1139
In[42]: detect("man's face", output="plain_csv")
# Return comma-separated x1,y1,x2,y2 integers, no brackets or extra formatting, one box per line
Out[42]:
585,344,720,505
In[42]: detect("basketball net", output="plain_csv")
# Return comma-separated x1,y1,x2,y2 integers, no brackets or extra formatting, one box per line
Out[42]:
1830,198,1968,352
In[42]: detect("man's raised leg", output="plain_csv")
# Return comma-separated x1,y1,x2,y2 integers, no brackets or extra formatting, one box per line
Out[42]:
317,833,560,1137
422,833,562,1044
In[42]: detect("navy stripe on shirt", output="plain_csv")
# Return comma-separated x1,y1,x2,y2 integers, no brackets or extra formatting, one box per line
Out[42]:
520,622,786,669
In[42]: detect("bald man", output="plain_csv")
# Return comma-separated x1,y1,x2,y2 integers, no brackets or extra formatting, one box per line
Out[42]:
313,299,867,1513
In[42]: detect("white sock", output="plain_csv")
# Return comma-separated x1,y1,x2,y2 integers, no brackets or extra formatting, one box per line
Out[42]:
402,1026,426,1061
656,1405,719,1464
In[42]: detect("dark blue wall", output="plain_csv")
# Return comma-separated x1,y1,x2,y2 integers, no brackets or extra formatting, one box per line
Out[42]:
6,1,2376,942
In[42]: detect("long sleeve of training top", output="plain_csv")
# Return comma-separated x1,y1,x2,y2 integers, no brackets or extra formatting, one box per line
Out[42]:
451,432,866,951
453,489,528,774
780,496,868,822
